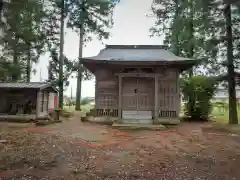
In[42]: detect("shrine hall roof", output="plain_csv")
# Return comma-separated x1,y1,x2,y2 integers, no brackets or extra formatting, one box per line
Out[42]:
81,45,194,62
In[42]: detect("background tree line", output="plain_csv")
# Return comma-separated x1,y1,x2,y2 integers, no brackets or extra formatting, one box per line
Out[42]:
150,0,240,124
0,0,115,110
1,0,240,124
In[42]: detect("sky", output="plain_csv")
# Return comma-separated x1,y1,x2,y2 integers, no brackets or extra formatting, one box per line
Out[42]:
31,0,164,98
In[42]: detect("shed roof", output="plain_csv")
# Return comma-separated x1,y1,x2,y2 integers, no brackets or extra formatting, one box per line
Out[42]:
0,82,57,92
82,45,194,62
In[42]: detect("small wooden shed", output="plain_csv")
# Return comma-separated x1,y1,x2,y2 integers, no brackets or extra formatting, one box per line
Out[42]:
82,45,198,123
0,82,58,120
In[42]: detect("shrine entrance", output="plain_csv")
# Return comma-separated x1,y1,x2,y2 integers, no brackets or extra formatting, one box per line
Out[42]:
121,77,154,121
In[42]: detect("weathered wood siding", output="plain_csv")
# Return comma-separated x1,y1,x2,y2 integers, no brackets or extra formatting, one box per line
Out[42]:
94,68,180,118
122,77,154,111
95,69,118,110
158,69,180,117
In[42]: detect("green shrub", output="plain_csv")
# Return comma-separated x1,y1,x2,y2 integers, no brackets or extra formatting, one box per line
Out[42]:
81,97,91,106
181,76,218,121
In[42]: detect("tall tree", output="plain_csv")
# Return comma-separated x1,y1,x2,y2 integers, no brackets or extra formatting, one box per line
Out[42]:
58,0,65,109
0,0,3,21
22,1,46,82
204,0,239,124
43,0,67,109
171,0,180,56
150,0,240,124
0,0,46,82
150,0,220,76
67,0,115,111
48,48,77,89
224,3,238,124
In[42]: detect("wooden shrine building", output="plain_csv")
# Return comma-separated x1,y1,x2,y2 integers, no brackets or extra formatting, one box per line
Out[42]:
0,82,58,121
82,45,198,124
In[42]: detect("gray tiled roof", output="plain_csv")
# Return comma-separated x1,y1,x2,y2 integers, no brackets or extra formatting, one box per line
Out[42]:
0,82,54,90
82,45,193,62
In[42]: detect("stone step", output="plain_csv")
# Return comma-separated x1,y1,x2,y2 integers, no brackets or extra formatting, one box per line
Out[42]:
112,123,166,130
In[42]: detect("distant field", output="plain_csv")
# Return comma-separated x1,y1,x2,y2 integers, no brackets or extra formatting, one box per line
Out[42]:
181,102,240,124
63,104,93,114
211,104,240,124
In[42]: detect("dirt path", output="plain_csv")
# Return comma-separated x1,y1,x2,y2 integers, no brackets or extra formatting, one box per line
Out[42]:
1,116,240,179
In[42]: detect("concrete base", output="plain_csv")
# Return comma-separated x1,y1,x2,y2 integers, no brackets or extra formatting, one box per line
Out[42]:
120,118,180,125
0,114,36,122
121,119,153,124
112,123,166,130
82,116,180,126
155,118,180,125
82,116,118,125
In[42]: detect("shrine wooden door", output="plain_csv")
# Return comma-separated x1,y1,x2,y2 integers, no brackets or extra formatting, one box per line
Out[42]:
121,77,153,121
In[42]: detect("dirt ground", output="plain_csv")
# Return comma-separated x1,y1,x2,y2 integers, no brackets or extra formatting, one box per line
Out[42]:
1,116,240,180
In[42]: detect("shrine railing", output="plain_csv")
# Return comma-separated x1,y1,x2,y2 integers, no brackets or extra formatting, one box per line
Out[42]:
87,109,119,117
159,110,177,118
96,109,118,117
87,109,177,118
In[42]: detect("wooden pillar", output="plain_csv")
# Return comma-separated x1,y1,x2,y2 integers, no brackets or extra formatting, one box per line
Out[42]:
176,72,181,117
118,76,122,119
154,75,159,121
36,91,41,119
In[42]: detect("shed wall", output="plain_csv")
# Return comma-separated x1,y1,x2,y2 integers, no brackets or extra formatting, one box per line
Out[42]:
36,90,49,118
0,89,37,114
48,92,58,111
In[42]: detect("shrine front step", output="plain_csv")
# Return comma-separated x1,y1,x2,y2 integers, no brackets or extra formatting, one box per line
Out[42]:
112,123,166,130
121,119,153,124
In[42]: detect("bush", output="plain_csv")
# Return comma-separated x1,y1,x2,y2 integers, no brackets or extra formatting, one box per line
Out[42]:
80,97,91,106
181,76,218,121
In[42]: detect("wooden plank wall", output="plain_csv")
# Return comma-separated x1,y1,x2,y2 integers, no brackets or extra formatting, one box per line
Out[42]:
95,69,118,109
158,69,180,117
94,68,181,118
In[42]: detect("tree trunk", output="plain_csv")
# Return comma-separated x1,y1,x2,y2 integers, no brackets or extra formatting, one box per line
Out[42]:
224,4,238,124
173,0,179,56
58,0,65,109
0,0,3,22
188,0,194,77
12,36,18,82
26,44,31,82
186,0,194,118
75,25,84,111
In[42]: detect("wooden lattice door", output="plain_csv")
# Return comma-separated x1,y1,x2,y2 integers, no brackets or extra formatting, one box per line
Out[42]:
137,78,153,111
122,77,137,111
122,77,153,120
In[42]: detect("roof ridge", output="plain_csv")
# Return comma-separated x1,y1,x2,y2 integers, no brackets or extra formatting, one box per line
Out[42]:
105,45,168,49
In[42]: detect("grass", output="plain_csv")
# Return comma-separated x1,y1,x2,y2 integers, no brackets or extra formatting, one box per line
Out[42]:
211,105,240,124
181,103,240,125
211,107,229,124
63,104,93,117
